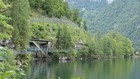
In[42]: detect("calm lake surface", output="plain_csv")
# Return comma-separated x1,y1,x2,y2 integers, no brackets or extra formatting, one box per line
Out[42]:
24,58,140,79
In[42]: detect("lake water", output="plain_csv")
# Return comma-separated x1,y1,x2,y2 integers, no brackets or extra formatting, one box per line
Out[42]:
24,58,140,79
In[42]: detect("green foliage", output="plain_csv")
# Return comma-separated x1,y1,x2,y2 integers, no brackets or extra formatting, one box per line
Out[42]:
30,21,89,59
72,77,85,79
0,0,4,8
0,1,25,78
62,26,73,49
56,25,73,49
0,48,25,79
31,22,133,59
101,36,113,57
29,0,45,9
29,0,86,27
108,32,134,56
78,45,89,58
67,0,107,10
30,23,50,39
83,21,88,31
11,0,30,51
68,0,140,50
56,26,63,49
42,0,68,18
78,32,134,59
30,22,89,46
70,9,80,23
83,0,140,49
29,0,70,18
70,9,86,28
0,0,13,40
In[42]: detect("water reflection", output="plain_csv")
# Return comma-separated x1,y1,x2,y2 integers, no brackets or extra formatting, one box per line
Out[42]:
24,58,140,79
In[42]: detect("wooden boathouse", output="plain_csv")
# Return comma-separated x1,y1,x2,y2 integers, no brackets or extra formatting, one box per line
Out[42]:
27,39,52,58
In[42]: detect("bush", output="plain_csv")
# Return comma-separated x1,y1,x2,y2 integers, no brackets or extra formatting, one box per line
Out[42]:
0,48,25,79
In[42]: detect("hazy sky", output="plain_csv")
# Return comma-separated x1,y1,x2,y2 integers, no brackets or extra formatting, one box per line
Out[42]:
89,0,114,4
108,0,114,4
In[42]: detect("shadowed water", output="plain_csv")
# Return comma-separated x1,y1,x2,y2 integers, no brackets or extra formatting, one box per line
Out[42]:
24,58,140,79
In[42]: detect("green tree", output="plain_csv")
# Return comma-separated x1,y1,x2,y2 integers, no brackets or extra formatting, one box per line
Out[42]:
28,0,83,26
102,36,113,57
94,31,103,56
42,0,68,18
70,9,82,27
63,1,71,19
62,26,73,49
71,9,79,22
108,32,134,57
56,26,63,49
88,39,97,57
83,21,88,31
29,0,45,9
42,0,53,16
0,0,13,40
11,0,30,51
56,25,73,50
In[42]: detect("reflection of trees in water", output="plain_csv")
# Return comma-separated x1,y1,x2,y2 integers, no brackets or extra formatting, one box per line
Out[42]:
129,58,140,79
25,60,52,79
25,60,75,79
75,58,135,79
54,61,74,79
25,58,135,79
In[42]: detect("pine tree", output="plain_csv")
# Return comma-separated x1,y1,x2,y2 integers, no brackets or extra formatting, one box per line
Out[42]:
29,0,45,9
63,1,71,19
83,21,88,31
11,0,30,51
62,26,73,49
71,9,79,22
56,25,73,50
42,0,70,18
56,26,63,49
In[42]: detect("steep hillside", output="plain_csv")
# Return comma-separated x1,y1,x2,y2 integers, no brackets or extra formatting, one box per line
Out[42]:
67,0,108,17
66,0,112,32
67,0,140,49
67,0,108,10
30,17,90,47
89,0,140,49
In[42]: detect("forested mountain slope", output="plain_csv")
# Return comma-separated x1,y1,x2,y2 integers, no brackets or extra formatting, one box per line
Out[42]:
67,0,108,10
90,0,140,49
67,0,140,49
